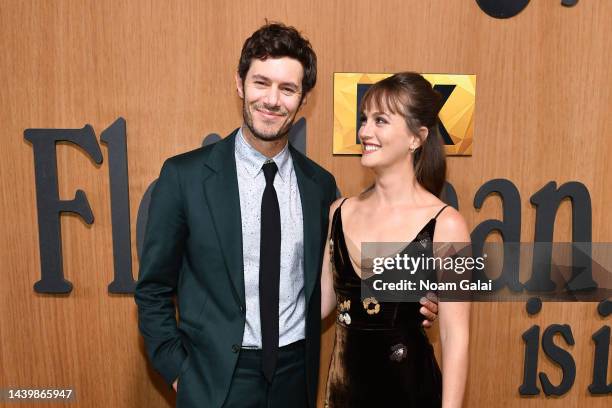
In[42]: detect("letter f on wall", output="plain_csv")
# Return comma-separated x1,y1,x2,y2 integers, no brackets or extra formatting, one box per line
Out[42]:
24,125,102,293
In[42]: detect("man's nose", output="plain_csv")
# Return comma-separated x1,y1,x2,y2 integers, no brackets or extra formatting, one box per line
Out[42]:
263,86,280,108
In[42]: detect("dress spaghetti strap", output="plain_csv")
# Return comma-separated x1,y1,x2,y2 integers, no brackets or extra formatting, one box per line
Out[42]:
433,204,449,220
331,197,350,232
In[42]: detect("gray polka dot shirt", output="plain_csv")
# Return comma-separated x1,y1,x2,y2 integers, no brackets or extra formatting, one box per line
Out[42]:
235,128,305,348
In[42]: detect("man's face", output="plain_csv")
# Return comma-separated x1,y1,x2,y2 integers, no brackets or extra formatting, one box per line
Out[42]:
236,57,305,141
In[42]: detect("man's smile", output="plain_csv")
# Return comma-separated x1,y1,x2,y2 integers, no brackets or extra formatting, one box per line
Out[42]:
255,107,287,120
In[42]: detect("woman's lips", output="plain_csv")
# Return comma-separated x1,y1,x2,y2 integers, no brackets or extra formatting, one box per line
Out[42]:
362,143,381,155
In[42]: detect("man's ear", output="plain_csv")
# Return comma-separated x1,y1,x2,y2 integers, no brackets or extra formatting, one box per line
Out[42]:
235,72,244,99
299,93,308,108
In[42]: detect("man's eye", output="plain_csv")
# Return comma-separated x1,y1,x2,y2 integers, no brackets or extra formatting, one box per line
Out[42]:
254,81,266,85
281,88,296,94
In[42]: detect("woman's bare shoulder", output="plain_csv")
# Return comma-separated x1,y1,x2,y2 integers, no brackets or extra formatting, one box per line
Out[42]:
433,205,470,243
330,197,346,213
329,196,354,221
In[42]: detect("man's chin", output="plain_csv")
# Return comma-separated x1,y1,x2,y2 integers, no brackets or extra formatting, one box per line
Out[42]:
251,125,290,142
253,132,287,142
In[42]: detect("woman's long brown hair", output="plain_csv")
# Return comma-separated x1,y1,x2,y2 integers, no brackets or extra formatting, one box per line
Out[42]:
359,72,447,197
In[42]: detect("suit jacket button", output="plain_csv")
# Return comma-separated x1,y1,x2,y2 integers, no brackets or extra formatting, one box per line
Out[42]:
232,344,240,353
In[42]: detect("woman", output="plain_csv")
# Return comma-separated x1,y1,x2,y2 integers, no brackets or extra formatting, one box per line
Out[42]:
322,72,470,408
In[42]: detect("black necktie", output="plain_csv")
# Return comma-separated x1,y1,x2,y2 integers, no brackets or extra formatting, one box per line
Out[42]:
260,160,280,382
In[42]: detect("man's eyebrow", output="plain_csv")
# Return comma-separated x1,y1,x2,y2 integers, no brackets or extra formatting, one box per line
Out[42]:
251,74,299,89
280,81,299,89
251,74,270,82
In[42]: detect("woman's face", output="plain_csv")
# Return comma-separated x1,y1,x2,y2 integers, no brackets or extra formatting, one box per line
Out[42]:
358,104,420,170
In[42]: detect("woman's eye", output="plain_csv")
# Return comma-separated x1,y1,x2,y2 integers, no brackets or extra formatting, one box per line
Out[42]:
375,117,387,124
359,116,367,125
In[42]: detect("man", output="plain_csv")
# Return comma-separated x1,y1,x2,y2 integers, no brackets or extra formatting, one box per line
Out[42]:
135,23,438,408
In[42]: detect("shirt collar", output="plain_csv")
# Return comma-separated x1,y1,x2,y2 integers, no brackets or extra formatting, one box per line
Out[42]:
235,127,291,182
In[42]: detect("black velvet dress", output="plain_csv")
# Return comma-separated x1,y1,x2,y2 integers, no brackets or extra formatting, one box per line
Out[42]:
324,201,445,408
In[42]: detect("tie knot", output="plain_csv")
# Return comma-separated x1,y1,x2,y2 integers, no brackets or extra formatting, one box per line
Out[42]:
262,161,278,184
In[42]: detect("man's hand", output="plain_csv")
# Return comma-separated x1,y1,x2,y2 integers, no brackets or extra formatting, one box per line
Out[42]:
172,379,178,392
420,292,439,328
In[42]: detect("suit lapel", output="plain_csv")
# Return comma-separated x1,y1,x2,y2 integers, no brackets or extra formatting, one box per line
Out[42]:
202,130,245,307
290,146,322,309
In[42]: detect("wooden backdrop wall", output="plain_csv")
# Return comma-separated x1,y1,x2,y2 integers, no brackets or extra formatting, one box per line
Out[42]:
1,0,610,406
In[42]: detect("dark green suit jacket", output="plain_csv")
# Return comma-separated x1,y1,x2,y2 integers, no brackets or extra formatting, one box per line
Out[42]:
135,130,337,407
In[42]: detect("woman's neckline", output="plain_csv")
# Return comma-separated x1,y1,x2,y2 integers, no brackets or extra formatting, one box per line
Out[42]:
337,204,438,281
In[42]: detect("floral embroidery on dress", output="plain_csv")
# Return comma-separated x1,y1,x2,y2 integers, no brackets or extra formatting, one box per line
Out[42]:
389,343,408,362
362,297,380,315
338,312,352,325
419,237,429,248
337,297,352,325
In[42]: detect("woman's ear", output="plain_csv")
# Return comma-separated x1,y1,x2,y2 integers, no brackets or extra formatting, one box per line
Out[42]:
415,126,429,148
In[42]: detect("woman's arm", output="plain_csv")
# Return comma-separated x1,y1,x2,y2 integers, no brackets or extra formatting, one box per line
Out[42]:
433,207,471,408
438,301,470,408
321,197,345,319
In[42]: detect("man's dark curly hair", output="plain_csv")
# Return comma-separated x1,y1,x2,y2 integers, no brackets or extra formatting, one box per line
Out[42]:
238,23,317,95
